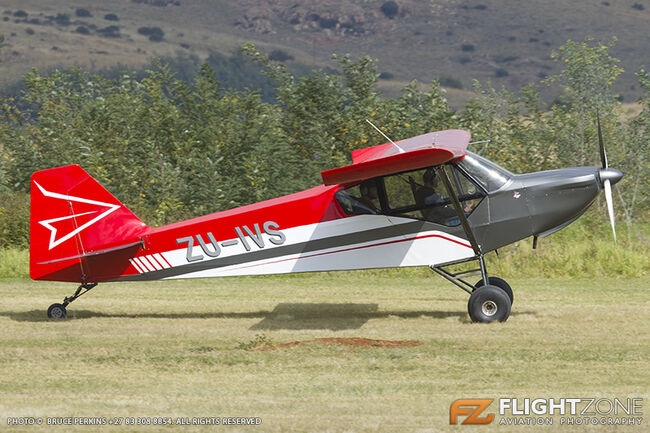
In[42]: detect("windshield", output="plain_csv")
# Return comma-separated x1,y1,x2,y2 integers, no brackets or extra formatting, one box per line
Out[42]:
457,151,512,191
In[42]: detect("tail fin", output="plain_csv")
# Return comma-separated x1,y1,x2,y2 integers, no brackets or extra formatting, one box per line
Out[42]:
30,165,148,282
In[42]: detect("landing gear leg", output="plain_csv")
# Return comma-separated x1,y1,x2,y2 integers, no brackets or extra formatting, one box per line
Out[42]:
47,283,98,319
430,255,512,323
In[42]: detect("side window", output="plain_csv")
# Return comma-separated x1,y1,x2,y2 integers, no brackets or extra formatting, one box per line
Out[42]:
387,167,458,225
335,165,486,225
450,166,486,215
335,179,380,215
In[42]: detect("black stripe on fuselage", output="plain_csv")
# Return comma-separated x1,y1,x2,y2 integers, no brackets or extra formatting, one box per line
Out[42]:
114,219,463,281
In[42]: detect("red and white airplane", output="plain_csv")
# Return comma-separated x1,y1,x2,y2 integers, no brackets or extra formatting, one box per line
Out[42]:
30,128,622,322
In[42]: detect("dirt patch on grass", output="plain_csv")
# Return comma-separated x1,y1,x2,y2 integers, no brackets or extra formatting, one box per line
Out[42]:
256,337,421,350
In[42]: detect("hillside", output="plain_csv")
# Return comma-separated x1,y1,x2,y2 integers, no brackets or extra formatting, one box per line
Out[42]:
0,0,648,106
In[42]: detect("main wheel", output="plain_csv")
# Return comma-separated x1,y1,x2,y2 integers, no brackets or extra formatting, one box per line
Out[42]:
47,303,67,319
475,276,513,305
468,285,511,323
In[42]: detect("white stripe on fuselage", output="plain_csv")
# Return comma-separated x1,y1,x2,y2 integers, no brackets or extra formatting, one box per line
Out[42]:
143,216,473,279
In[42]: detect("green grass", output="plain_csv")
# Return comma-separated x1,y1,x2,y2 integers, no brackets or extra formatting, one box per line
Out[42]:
0,273,648,432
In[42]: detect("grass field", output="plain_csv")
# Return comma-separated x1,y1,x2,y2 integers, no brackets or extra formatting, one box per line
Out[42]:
0,272,648,432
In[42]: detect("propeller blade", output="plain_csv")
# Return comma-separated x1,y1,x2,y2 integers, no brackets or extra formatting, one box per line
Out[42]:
597,111,608,169
603,179,616,242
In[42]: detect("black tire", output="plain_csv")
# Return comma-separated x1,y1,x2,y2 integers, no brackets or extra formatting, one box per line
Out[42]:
475,276,513,305
47,303,67,319
468,285,511,323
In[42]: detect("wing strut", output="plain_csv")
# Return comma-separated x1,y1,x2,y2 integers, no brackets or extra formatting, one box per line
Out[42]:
433,165,489,286
438,166,482,256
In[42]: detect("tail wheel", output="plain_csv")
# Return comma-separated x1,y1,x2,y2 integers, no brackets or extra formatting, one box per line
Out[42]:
475,276,513,305
47,303,67,319
468,285,511,323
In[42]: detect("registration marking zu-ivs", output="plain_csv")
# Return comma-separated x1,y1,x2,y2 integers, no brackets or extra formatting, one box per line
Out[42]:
175,221,286,263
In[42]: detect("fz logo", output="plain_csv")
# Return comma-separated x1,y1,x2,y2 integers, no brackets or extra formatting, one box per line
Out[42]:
449,399,494,425
176,221,286,263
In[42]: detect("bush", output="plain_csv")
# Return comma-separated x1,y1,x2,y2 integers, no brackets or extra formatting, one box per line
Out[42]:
268,49,294,62
25,27,34,35
380,1,399,19
54,13,70,26
379,71,394,79
75,8,92,17
97,25,120,38
13,10,28,18
104,13,119,21
632,3,644,11
138,26,164,42
438,76,463,89
495,55,519,63
461,44,475,52
0,193,29,248
495,68,509,77
75,26,90,35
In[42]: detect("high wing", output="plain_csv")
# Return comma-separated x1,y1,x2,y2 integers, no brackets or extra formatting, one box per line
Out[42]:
320,130,470,185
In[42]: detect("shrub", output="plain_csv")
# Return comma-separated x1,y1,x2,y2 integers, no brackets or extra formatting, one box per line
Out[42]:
438,76,463,89
97,25,120,38
25,27,35,35
458,56,471,64
268,49,294,62
380,1,399,19
495,68,509,77
138,26,164,42
104,13,119,21
75,26,90,35
54,13,70,26
461,44,475,52
632,3,644,10
75,8,92,17
379,71,394,79
13,10,28,18
495,55,519,63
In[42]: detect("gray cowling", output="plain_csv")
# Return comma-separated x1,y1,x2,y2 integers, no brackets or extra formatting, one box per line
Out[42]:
471,167,604,253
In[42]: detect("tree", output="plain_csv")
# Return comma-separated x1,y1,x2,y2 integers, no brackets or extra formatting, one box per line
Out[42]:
545,38,623,164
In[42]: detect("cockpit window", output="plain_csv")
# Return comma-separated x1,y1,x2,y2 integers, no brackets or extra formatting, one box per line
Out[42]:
335,165,486,226
334,179,380,215
457,151,512,192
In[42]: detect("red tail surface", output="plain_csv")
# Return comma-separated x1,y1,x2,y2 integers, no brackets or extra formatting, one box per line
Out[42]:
30,165,148,282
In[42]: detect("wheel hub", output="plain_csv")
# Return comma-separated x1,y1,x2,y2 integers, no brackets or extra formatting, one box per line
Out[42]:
481,300,498,317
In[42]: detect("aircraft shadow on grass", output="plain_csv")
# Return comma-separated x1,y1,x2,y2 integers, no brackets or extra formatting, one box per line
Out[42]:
1,303,535,329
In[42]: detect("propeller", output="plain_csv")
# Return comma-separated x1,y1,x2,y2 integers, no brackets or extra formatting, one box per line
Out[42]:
596,112,621,242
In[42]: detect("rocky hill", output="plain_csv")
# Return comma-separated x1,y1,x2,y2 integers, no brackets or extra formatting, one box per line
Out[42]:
0,0,648,106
